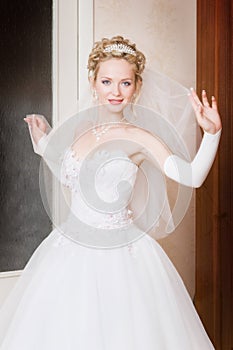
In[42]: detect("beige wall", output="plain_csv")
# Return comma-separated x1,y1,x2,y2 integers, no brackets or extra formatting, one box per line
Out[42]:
0,0,197,306
94,0,196,297
94,0,196,87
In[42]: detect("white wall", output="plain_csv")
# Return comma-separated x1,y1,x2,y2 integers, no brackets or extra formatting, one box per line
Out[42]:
0,271,21,307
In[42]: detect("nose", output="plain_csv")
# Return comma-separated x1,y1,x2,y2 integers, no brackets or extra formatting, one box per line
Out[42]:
112,83,120,96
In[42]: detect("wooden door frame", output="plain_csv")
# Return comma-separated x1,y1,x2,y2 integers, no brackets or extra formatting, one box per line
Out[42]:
195,1,233,349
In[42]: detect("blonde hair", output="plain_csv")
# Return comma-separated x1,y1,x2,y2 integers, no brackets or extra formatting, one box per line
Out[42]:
87,35,146,83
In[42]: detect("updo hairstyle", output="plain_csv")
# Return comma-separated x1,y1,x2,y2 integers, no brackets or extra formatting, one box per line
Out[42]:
87,35,146,84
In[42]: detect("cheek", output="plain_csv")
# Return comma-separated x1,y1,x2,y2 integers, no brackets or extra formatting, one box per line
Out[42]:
95,84,108,98
125,86,136,99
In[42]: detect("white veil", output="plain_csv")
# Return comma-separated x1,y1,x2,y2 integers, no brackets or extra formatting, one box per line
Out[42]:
125,69,197,239
28,68,198,247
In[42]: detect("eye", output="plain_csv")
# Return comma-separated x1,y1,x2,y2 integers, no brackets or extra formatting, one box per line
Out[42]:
101,80,111,85
122,81,131,87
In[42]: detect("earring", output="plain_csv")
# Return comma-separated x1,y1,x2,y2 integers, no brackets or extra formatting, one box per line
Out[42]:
132,93,137,104
93,89,98,101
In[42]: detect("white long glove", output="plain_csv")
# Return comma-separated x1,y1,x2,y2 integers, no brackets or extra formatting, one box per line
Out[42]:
26,115,66,182
36,132,69,183
37,133,51,156
163,129,221,188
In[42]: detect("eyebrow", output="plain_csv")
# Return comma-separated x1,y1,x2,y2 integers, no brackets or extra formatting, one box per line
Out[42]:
100,76,133,81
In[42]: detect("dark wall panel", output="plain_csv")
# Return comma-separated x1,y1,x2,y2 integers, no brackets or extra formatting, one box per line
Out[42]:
0,0,52,271
195,1,233,349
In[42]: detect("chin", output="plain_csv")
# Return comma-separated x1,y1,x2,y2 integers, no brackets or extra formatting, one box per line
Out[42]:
103,101,127,114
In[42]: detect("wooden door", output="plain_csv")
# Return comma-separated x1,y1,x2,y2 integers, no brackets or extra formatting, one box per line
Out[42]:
195,1,233,349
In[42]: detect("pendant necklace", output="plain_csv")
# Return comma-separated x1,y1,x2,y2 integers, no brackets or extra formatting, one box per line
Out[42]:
91,116,128,142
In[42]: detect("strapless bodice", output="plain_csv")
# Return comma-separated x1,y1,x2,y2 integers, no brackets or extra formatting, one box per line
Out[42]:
61,148,138,230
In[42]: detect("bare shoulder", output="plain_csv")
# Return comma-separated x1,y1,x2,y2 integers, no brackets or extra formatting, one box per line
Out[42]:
122,123,171,166
122,124,165,145
121,125,155,166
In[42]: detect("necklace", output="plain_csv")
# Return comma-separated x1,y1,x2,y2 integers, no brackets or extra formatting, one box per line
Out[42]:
91,116,127,142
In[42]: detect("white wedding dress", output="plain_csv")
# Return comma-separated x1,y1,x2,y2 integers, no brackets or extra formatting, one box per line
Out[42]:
0,147,215,349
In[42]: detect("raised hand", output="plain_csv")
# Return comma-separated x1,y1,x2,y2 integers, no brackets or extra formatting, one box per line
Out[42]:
24,114,48,144
188,88,222,134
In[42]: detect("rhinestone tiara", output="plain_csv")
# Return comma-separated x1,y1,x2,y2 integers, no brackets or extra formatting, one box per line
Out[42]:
103,43,136,56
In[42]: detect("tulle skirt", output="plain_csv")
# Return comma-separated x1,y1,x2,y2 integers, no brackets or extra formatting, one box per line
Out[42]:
0,229,214,349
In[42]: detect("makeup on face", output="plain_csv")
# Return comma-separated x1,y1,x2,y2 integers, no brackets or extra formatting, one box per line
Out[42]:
94,59,137,111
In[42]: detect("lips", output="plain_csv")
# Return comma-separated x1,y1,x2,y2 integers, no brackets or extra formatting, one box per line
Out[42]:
108,99,124,105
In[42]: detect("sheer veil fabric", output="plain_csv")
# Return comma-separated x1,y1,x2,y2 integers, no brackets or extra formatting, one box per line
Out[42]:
0,68,217,350
28,68,197,246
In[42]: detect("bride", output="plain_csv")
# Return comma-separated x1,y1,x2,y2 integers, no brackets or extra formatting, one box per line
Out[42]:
0,35,221,349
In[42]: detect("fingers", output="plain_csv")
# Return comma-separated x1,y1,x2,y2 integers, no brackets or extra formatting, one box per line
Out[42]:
188,89,221,133
188,88,207,127
188,88,204,116
188,88,203,117
24,115,45,130
211,95,218,110
189,87,202,106
202,90,210,107
202,90,218,110
36,117,45,129
194,105,205,127
24,116,36,128
189,88,210,109
23,116,33,127
188,88,218,112
188,89,199,110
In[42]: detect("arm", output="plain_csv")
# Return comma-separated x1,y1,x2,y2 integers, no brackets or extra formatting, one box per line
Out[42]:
24,114,64,181
163,128,221,187
139,89,222,188
24,114,52,155
164,88,222,187
24,114,91,184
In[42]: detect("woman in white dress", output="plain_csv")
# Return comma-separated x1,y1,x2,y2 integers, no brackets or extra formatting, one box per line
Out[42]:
0,35,222,349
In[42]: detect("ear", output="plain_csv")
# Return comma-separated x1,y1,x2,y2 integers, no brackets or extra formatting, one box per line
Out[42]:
135,79,142,96
89,76,95,90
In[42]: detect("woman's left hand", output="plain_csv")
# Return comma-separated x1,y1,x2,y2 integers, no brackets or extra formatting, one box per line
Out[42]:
188,88,222,134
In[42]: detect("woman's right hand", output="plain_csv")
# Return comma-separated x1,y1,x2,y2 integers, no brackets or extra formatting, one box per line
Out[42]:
24,114,47,144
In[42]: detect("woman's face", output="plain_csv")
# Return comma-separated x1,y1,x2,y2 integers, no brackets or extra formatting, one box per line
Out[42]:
92,58,138,114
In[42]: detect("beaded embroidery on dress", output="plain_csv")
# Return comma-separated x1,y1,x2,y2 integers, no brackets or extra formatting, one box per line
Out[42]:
0,148,215,350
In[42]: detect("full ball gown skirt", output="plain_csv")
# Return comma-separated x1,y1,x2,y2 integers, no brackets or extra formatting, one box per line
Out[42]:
0,149,215,349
